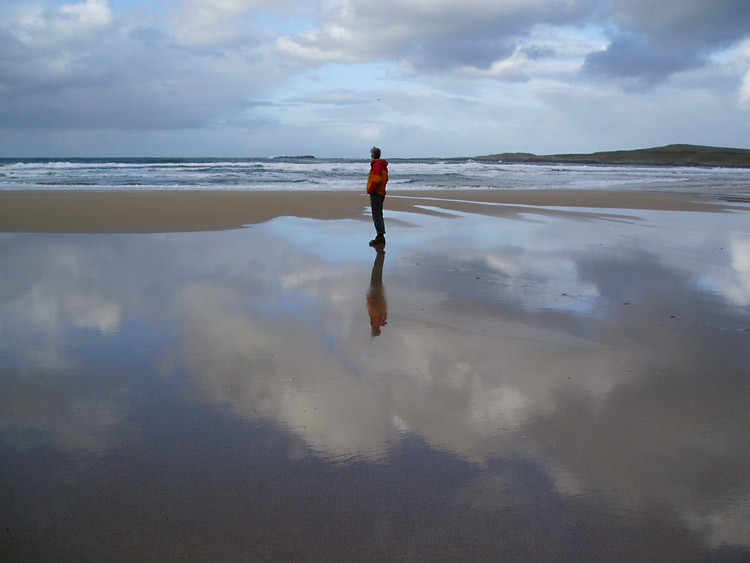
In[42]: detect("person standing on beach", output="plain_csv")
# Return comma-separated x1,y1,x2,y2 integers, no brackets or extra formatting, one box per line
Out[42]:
366,146,389,246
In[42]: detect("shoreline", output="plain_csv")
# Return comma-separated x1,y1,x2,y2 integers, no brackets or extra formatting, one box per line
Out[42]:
0,188,736,233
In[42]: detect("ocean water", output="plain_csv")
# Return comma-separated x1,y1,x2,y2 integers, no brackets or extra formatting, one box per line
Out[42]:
2,157,750,200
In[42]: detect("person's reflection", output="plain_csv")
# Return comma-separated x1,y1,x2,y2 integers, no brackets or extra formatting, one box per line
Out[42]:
367,249,388,337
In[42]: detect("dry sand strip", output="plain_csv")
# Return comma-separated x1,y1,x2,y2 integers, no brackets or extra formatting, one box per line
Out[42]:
0,189,730,233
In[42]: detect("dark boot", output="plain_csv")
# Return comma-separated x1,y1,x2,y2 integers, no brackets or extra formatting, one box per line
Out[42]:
369,234,385,246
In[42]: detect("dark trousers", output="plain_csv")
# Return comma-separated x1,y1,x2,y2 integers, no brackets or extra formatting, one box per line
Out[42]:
370,193,386,236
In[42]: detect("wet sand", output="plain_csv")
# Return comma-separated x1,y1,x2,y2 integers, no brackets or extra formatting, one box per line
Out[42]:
1,188,749,561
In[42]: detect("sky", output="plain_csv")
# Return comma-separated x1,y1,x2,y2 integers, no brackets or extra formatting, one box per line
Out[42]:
1,0,750,158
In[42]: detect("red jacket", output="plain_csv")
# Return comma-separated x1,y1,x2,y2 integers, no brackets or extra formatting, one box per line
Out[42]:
366,159,389,196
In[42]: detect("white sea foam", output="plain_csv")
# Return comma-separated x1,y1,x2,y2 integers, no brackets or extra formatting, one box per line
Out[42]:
1,158,750,199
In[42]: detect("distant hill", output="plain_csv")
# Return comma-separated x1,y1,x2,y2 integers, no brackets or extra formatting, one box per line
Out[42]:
473,144,750,168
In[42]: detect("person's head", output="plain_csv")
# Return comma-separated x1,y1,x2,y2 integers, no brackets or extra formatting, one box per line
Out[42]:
370,146,381,160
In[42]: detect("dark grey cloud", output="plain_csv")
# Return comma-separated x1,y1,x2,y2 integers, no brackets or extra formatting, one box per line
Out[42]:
586,0,750,84
610,0,750,47
0,27,29,63
407,36,517,72
582,31,704,88
0,87,240,130
0,49,252,130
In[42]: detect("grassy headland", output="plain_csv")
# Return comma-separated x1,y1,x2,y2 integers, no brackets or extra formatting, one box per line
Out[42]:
471,144,750,168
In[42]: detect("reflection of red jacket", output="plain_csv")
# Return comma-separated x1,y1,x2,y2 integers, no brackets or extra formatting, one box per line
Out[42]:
367,292,387,328
366,159,389,196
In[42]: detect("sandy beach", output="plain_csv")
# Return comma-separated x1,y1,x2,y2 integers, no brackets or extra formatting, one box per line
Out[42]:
0,188,730,233
1,187,749,561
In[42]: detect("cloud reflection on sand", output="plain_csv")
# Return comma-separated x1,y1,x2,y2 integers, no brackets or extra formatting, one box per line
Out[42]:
723,231,750,306
1,204,749,551
172,207,749,547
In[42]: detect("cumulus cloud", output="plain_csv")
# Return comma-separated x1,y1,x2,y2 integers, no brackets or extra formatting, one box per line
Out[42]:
170,0,275,47
735,40,750,110
742,72,750,109
0,0,113,91
0,0,284,131
277,0,596,73
1,0,750,155
15,0,114,45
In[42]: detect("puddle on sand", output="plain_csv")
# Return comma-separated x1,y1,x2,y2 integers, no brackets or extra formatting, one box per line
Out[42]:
1,205,749,561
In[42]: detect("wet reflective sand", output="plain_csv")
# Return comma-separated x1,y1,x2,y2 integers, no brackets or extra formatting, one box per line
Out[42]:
2,194,749,561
